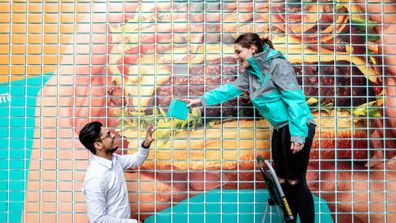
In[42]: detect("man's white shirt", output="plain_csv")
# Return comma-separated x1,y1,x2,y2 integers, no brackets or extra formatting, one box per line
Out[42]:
82,148,149,223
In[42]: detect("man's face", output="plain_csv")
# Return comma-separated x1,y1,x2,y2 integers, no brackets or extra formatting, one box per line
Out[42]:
97,127,118,154
234,43,256,68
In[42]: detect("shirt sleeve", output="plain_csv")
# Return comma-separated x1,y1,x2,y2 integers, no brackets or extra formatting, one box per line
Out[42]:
117,148,150,169
82,177,138,223
270,59,309,143
201,71,249,106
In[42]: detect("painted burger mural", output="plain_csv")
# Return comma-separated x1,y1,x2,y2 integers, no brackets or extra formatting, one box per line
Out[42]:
23,0,395,222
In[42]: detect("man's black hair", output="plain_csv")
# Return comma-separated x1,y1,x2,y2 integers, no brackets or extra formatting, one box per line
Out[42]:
79,121,102,154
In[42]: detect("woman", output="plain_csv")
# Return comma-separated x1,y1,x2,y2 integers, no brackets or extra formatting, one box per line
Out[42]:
185,32,316,223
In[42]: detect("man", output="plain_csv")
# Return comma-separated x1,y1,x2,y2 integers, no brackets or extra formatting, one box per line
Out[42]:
79,121,155,223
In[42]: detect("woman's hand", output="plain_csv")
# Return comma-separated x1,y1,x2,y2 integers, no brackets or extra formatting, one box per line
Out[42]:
183,98,202,108
290,142,304,154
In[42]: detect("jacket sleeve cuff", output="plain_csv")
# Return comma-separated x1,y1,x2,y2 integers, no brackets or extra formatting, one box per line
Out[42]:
291,136,305,144
200,95,207,107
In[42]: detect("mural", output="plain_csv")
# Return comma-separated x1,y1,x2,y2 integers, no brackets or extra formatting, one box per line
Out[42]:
0,0,395,222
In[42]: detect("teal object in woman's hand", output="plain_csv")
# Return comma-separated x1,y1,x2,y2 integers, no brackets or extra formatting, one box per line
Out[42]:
167,99,189,121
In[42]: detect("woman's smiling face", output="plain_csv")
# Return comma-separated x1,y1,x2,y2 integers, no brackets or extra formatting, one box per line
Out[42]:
234,43,257,68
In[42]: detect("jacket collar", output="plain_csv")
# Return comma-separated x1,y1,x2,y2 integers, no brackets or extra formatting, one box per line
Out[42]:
251,44,285,63
246,57,263,82
246,45,285,82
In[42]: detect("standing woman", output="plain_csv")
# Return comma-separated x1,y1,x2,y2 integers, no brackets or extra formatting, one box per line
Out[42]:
185,32,316,223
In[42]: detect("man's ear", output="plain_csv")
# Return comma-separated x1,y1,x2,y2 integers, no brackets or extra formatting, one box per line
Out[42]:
94,141,102,151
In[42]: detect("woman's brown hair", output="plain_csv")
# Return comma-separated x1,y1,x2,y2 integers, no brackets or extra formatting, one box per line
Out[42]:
234,33,275,53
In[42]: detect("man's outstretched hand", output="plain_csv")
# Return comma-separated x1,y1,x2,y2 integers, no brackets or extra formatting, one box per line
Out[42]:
143,124,156,148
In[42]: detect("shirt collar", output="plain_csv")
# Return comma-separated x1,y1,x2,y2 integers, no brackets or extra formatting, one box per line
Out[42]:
92,154,114,169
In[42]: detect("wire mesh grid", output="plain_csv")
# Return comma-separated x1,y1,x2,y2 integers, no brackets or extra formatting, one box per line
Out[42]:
0,0,395,222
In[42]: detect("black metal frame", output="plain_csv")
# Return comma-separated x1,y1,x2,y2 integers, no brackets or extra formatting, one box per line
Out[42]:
257,155,294,222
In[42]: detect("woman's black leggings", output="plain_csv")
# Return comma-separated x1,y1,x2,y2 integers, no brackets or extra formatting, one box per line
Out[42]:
281,178,315,223
272,123,316,223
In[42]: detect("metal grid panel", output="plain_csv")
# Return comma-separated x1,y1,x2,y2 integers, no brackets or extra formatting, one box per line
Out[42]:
0,0,395,222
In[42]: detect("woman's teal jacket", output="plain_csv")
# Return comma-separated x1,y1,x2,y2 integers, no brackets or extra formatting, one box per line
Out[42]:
200,46,315,144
